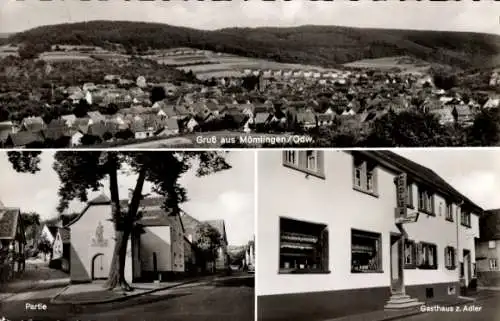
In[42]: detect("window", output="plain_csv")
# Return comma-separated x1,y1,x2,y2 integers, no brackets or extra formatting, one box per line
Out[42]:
445,202,453,221
352,157,378,196
279,217,329,274
488,241,496,249
490,259,498,270
404,240,416,269
418,187,434,215
460,262,464,278
445,247,456,270
284,151,298,166
460,211,471,227
417,242,438,269
283,150,324,178
406,183,413,207
351,229,382,273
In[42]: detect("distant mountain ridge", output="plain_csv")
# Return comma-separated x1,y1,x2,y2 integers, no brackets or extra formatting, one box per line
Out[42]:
7,21,500,69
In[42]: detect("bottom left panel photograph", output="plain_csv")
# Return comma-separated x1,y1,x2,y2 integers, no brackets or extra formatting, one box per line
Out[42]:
0,150,256,321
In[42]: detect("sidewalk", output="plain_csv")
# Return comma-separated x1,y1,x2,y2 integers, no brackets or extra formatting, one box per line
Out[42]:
322,296,476,321
50,274,222,306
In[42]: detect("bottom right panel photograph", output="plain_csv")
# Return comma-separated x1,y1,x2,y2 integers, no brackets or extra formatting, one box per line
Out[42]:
256,149,500,321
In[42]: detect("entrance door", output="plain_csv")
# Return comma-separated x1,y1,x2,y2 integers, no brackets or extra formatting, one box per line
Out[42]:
463,249,471,287
91,253,107,280
390,234,403,293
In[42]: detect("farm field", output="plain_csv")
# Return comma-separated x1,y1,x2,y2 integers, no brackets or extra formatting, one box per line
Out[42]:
343,55,431,73
152,49,340,80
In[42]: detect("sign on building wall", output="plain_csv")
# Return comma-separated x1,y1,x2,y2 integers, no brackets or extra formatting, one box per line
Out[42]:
395,173,407,219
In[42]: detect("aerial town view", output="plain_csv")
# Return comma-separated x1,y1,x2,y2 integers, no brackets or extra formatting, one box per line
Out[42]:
0,2,499,148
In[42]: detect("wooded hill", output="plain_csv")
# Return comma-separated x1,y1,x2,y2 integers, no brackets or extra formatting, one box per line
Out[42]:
8,21,500,69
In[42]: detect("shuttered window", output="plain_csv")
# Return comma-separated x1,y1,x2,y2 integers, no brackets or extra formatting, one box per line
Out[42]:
417,242,438,269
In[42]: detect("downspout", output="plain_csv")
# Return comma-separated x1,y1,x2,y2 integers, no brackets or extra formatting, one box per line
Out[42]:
457,200,464,292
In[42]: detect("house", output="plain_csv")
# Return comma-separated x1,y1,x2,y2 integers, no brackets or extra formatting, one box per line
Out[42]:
156,118,179,137
66,194,188,283
186,117,199,132
39,224,59,244
20,116,45,132
60,114,77,127
475,209,500,286
257,150,482,320
452,105,473,125
87,111,106,124
430,108,455,126
0,121,16,146
6,131,44,148
204,220,230,271
245,238,255,271
0,205,26,275
296,111,317,129
51,227,70,272
317,114,334,127
181,212,229,272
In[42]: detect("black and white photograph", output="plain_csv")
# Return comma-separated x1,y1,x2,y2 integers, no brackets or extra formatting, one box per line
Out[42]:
1,1,500,148
256,149,500,321
0,150,255,321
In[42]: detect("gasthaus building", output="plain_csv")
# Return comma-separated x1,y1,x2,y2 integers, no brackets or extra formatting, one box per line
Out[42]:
257,150,482,321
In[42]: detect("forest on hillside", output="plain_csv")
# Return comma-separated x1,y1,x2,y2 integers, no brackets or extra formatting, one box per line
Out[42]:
8,21,500,69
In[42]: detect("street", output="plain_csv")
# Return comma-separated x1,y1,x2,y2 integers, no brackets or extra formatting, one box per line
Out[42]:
1,275,255,321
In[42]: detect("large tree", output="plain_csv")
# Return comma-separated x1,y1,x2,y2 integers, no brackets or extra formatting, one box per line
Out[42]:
7,151,230,291
194,222,223,272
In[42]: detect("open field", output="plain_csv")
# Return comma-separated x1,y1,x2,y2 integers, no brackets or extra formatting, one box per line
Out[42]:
343,55,431,72
152,50,340,80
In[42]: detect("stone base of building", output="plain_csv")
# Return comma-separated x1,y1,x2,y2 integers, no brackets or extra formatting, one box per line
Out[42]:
257,282,459,321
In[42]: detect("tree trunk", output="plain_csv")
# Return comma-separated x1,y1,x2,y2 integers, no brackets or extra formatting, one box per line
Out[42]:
104,160,147,291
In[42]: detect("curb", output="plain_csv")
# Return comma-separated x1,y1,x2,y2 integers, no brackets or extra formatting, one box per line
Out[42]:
49,277,211,306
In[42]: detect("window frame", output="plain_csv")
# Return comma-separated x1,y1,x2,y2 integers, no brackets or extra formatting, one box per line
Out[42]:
406,182,414,209
352,156,378,197
351,229,383,273
283,150,325,179
460,210,472,228
444,246,457,270
445,201,454,222
490,258,498,271
418,187,435,216
417,242,438,270
278,217,330,274
404,239,417,269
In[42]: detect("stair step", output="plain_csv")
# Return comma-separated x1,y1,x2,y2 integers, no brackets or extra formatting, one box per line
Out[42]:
385,301,424,310
387,297,417,304
389,294,411,300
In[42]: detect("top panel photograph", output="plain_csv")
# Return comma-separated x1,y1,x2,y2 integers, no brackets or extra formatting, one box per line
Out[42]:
0,1,499,149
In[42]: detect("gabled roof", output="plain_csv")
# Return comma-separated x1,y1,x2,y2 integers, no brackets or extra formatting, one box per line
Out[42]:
8,131,44,147
66,194,111,227
0,207,21,240
204,219,227,244
358,151,483,213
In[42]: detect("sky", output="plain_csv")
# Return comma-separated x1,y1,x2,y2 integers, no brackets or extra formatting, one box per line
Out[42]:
0,0,499,35
0,150,256,246
396,149,500,210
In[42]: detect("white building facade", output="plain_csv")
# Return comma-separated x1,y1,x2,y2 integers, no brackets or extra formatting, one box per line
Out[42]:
257,150,481,319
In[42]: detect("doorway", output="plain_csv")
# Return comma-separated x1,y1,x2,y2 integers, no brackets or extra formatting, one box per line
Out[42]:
390,234,403,293
91,253,107,280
